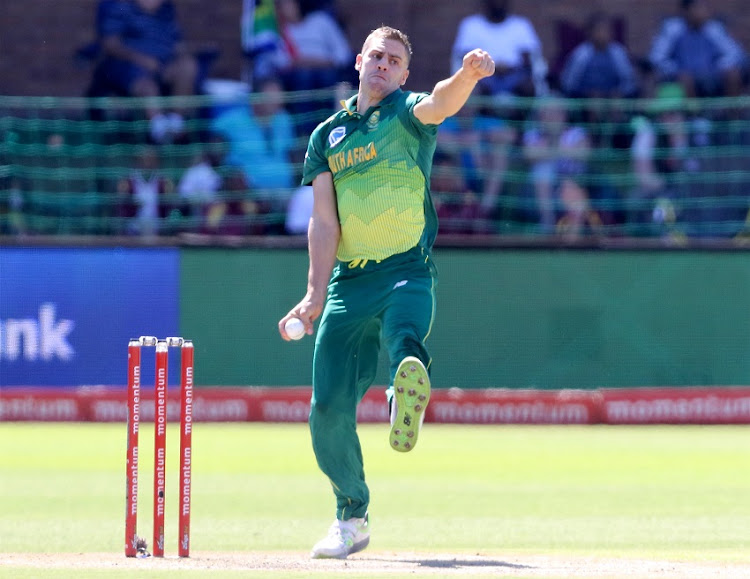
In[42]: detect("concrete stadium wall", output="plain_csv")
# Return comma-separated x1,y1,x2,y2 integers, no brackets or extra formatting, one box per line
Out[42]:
180,248,750,389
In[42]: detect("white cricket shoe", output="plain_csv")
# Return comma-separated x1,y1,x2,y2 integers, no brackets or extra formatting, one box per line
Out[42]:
310,514,370,559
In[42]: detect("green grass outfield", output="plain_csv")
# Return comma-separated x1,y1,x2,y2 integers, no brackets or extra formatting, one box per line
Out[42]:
1,423,749,578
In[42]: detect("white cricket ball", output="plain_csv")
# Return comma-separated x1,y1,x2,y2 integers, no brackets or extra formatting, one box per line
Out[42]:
284,317,306,340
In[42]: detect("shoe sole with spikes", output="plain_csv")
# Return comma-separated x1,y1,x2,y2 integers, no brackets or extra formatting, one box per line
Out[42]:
389,356,430,453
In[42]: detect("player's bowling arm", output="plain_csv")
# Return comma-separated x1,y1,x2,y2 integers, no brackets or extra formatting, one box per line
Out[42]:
414,49,495,126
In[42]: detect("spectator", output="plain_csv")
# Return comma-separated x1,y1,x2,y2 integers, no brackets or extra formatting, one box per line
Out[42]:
437,89,516,228
560,11,638,147
522,96,592,232
285,184,314,234
274,0,352,91
203,168,272,236
273,0,353,134
210,77,295,219
117,145,175,236
628,83,706,237
0,176,25,235
452,0,546,98
555,178,604,240
560,12,638,99
176,135,274,236
98,0,198,143
431,152,484,235
649,0,747,98
177,151,222,229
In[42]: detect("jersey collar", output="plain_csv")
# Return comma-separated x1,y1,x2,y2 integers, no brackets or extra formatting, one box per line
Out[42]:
340,89,403,116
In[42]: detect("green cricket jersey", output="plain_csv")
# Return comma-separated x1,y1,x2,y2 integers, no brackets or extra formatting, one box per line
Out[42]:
302,89,439,263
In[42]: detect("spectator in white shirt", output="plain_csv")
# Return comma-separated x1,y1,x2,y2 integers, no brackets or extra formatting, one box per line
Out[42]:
285,184,314,235
177,151,222,229
273,0,353,134
452,0,547,97
275,0,352,92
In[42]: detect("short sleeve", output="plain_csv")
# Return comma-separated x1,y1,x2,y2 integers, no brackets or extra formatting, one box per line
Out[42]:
520,18,542,53
403,92,439,137
301,123,330,185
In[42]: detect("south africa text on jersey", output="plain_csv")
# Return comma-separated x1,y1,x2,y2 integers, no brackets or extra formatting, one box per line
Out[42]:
328,142,378,174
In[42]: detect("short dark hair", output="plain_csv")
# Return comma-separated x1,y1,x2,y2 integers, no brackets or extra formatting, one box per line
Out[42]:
362,26,413,64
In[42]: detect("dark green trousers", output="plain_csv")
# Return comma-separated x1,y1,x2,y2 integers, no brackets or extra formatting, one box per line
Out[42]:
309,246,437,520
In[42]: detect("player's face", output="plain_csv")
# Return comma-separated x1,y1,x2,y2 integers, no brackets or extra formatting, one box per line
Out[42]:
356,37,410,97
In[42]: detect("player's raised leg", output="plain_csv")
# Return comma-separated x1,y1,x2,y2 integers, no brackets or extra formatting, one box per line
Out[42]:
383,262,435,452
390,356,431,452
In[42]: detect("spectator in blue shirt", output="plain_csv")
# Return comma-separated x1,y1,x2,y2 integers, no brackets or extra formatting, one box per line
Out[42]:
560,12,638,99
99,0,198,143
649,0,747,97
210,77,295,223
560,11,638,147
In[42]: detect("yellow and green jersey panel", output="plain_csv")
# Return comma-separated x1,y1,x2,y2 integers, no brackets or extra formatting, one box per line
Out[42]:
302,89,439,262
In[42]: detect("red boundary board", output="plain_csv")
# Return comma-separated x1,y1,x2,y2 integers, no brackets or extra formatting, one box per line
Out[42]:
2,386,750,424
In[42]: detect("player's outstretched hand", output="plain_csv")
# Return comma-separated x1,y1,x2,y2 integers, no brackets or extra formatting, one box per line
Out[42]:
462,49,495,81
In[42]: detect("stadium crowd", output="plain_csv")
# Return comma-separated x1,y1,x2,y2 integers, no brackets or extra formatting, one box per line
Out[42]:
2,0,750,241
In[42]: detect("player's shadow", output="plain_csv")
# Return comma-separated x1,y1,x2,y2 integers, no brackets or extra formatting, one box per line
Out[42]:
414,558,533,570
365,557,534,570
